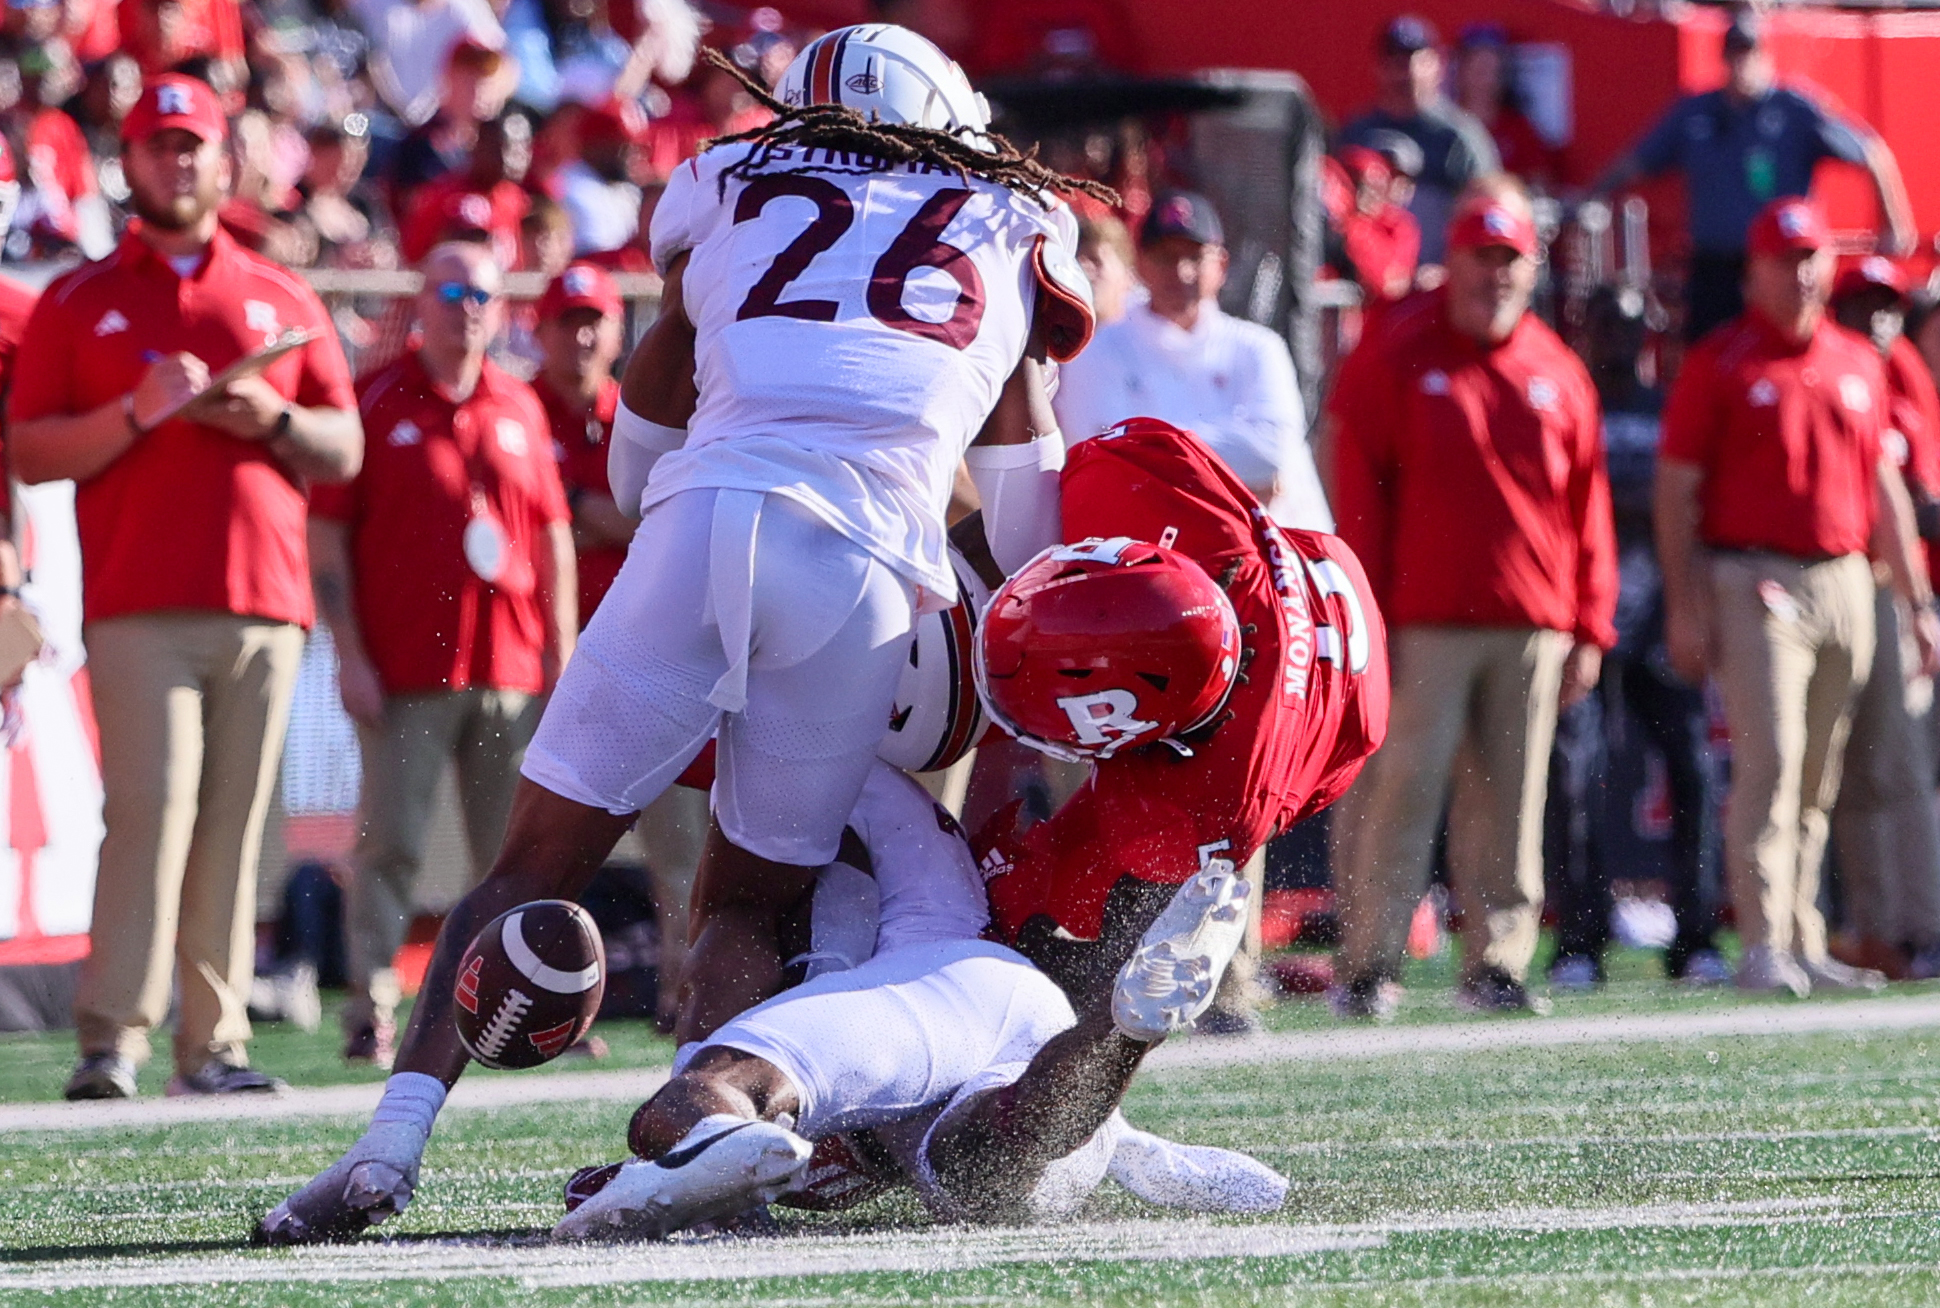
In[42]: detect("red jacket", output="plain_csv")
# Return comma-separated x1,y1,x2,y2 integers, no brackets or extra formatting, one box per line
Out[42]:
1328,289,1618,647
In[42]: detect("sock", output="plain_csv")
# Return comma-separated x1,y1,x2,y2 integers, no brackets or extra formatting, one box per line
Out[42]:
370,1072,447,1142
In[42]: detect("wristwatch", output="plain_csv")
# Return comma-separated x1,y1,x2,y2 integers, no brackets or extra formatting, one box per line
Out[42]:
270,406,294,440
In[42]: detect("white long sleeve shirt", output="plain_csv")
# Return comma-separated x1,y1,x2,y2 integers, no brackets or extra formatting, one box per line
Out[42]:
1052,300,1332,532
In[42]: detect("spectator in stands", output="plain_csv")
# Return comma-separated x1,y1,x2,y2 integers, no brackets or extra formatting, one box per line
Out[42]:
1054,190,1330,534
357,0,509,128
558,102,639,255
639,36,771,183
1451,23,1559,192
293,115,398,270
1656,198,1935,998
1331,145,1420,306
387,38,512,205
1327,184,1617,1018
1591,8,1915,342
8,75,362,1099
6,41,114,258
121,0,247,82
1339,15,1499,265
1826,257,1940,981
309,242,575,1067
1579,284,1728,985
520,192,574,277
398,109,530,267
1073,214,1135,326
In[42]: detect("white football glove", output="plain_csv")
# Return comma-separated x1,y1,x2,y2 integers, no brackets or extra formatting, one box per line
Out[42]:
253,1121,427,1245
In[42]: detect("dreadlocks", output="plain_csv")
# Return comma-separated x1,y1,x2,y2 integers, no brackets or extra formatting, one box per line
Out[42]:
699,46,1120,209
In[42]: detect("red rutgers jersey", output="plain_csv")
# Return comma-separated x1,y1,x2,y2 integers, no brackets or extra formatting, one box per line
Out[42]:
979,418,1390,942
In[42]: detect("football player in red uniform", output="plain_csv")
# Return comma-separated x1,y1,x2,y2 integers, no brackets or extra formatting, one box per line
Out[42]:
972,417,1391,1005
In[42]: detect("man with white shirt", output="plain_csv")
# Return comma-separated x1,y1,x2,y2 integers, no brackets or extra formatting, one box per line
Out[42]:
1053,190,1332,533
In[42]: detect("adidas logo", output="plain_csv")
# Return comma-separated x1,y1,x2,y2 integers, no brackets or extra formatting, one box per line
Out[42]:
94,310,129,336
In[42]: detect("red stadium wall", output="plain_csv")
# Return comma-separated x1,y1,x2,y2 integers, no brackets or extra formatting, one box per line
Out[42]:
766,1,1940,251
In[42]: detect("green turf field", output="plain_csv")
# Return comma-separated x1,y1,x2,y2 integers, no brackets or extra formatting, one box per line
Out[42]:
6,946,1940,1306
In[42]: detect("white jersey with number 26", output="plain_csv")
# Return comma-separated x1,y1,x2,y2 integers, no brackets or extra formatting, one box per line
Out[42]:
646,141,1077,607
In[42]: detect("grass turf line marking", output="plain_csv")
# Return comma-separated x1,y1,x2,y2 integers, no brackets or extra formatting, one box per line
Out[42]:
0,1067,671,1134
1145,993,1940,1071
0,1220,1379,1290
13,994,1940,1136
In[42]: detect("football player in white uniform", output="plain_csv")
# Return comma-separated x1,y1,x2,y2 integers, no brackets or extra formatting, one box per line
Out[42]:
259,26,1102,1245
554,760,1286,1239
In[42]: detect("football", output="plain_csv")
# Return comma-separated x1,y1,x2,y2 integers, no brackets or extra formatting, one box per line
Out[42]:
453,900,606,1070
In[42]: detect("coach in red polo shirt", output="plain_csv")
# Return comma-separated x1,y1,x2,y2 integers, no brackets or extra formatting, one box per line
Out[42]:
7,75,362,1100
310,242,575,1066
1660,199,1938,998
1328,183,1618,1017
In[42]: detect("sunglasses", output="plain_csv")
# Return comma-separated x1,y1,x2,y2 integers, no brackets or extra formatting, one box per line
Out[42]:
434,282,496,306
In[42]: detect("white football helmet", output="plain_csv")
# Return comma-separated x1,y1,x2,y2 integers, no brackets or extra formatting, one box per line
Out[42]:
775,24,991,141
878,547,992,773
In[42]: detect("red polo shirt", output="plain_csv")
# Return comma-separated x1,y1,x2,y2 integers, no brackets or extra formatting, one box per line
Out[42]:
314,353,570,696
1329,289,1618,647
8,227,354,627
1661,313,1885,560
533,373,624,623
0,275,37,518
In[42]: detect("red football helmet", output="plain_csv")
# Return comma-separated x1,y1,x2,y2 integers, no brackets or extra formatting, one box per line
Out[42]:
974,537,1241,761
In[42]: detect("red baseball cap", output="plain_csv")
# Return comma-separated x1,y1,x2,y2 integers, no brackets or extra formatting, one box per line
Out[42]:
122,74,228,146
1833,254,1909,303
538,262,623,321
1446,195,1537,257
1747,197,1830,258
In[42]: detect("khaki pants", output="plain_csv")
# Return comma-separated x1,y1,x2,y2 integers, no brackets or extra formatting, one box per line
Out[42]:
1832,581,1940,948
344,688,538,1028
1336,625,1572,984
74,614,305,1071
1711,552,1874,960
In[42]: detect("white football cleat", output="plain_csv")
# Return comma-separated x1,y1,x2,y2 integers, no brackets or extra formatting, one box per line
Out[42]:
1106,1115,1288,1213
552,1115,813,1242
254,1121,426,1245
1111,860,1250,1041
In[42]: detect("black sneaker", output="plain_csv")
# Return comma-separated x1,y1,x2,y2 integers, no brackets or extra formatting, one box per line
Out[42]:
1193,1005,1265,1037
1327,974,1401,1022
166,1060,288,1097
342,1019,396,1070
64,1053,137,1101
1456,966,1552,1016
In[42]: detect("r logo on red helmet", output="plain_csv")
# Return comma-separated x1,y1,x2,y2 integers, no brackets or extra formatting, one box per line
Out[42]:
1057,689,1158,753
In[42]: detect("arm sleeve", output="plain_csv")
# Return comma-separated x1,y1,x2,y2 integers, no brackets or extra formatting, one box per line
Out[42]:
1189,328,1311,499
1324,339,1401,606
1658,343,1721,468
1629,101,1690,178
4,284,77,424
1805,95,1871,166
607,399,685,518
965,435,1064,576
292,288,358,411
1568,376,1620,649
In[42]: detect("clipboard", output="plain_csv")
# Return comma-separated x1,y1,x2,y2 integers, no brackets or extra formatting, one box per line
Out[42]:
148,328,317,428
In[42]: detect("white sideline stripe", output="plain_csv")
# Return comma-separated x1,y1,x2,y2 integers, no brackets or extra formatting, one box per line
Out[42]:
9,993,1940,1136
0,1068,670,1134
1145,993,1940,1071
0,1199,1862,1291
0,1221,1379,1290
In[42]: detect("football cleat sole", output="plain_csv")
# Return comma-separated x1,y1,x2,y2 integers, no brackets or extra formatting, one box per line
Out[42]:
552,1117,813,1242
1111,860,1250,1042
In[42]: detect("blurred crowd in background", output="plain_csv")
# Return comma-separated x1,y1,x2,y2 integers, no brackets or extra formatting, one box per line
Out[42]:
11,0,1940,1080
